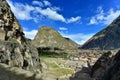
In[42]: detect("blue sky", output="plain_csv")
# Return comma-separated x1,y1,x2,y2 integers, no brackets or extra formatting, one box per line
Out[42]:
7,0,120,45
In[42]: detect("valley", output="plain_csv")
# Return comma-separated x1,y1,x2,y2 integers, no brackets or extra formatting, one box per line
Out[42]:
0,0,120,80
39,49,106,80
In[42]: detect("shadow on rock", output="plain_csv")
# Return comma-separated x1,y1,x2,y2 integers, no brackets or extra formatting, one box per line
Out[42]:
69,67,92,80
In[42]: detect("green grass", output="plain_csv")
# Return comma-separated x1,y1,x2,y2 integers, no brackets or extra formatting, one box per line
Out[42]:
55,68,74,75
39,50,74,76
48,62,74,75
118,76,120,80
48,62,59,68
40,53,74,76
40,51,68,58
38,46,68,59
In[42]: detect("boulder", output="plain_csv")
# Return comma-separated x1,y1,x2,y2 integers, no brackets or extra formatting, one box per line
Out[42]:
91,50,120,80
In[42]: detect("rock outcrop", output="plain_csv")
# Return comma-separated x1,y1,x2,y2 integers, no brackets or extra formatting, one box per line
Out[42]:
0,63,42,80
82,15,120,50
91,50,120,80
0,0,41,73
32,26,79,50
0,0,25,43
0,41,41,72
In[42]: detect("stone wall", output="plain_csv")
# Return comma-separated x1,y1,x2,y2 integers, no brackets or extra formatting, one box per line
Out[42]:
0,63,42,80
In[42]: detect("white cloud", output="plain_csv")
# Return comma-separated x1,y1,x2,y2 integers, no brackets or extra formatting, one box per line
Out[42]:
59,27,68,31
43,0,51,6
67,16,81,23
24,30,38,39
61,33,94,45
35,7,66,22
89,17,98,25
7,0,81,23
50,6,61,11
7,0,34,20
32,0,44,7
89,6,120,25
35,7,81,23
7,0,44,22
103,8,120,24
96,6,104,14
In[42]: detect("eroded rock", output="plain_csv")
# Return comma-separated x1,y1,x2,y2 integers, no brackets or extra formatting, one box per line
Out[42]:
91,50,120,80
0,0,42,73
0,0,25,43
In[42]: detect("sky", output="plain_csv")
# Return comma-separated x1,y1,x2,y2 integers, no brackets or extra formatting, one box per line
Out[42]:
7,0,120,45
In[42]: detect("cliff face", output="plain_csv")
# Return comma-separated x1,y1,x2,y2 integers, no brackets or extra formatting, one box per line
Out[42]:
91,50,120,80
82,15,120,50
0,0,41,72
32,26,79,50
0,0,25,43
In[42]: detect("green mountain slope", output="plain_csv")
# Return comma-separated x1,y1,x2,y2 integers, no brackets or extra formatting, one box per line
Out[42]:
32,26,79,50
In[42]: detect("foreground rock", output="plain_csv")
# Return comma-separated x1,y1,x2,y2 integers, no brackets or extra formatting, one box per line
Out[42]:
0,0,25,43
0,41,41,72
82,15,120,50
91,50,120,80
0,0,41,73
0,63,42,80
32,26,79,50
69,50,120,80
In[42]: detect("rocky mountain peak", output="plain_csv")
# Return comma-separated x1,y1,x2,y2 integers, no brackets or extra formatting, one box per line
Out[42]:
0,0,25,44
32,26,79,50
82,15,120,50
91,50,120,80
0,0,41,73
39,26,56,30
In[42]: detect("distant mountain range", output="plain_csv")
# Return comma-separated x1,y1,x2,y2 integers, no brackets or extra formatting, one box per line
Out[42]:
32,26,80,50
32,14,120,50
82,15,120,50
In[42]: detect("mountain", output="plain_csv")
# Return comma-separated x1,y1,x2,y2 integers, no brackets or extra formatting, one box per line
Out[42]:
32,26,79,50
82,15,120,50
0,0,41,72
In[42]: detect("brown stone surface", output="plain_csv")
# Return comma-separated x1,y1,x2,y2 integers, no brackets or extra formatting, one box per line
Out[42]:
0,0,42,73
0,0,25,43
91,50,120,80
